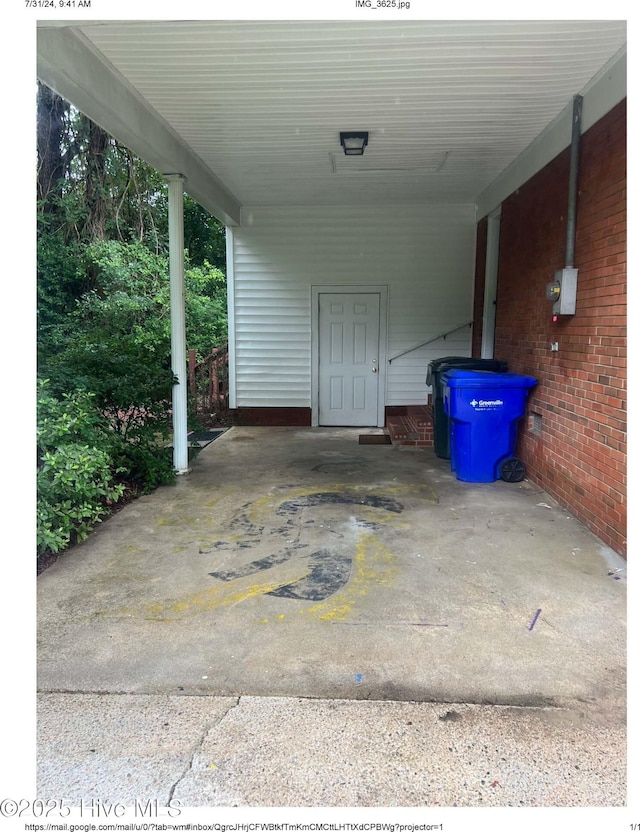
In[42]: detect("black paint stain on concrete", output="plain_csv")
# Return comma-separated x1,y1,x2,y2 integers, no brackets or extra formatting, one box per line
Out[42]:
208,546,352,602
267,549,352,600
205,490,402,601
199,540,260,554
209,550,295,581
276,492,403,516
230,516,260,531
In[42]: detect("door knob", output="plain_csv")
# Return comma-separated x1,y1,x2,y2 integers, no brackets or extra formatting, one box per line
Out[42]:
372,367,378,373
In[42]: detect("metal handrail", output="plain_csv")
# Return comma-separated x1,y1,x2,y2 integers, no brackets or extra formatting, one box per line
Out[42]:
388,321,473,363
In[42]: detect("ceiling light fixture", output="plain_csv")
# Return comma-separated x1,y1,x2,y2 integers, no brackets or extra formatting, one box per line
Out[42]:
339,131,369,156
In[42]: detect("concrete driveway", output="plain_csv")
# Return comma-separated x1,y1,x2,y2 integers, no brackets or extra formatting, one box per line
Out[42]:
36,427,627,807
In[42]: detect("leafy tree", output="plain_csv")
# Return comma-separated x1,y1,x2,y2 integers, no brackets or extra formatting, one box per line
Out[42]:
37,82,72,209
41,241,178,438
36,84,229,562
185,259,228,353
41,240,226,379
184,197,226,271
39,241,227,496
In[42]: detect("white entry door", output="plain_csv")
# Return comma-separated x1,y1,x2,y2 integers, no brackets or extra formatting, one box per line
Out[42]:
318,293,381,426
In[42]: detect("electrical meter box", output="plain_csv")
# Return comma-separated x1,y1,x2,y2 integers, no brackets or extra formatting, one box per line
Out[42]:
550,267,578,315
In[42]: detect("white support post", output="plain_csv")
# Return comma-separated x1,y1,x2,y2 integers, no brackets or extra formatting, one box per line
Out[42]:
225,226,237,410
166,174,190,474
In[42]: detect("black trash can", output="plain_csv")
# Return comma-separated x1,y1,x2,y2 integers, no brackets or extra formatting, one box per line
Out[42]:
426,356,508,459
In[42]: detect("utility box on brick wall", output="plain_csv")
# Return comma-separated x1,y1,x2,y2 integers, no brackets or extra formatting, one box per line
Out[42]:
550,267,578,315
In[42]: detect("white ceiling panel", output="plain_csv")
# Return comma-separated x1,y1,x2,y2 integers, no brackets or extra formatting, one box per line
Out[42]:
38,20,626,214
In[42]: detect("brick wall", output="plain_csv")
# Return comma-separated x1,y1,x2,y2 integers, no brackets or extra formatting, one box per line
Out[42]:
475,99,626,555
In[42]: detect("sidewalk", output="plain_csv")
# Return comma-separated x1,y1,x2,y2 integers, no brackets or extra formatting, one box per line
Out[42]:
37,693,626,807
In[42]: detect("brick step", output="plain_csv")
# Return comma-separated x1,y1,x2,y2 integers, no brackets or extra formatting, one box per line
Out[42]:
386,405,434,447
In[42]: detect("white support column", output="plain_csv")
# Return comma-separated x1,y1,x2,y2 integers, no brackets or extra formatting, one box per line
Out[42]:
225,226,237,409
166,174,190,474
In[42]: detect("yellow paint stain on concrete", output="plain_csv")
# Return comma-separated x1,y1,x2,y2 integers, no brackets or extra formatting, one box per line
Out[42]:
375,482,438,502
114,480,428,622
301,532,397,622
156,516,196,527
129,564,310,621
202,485,239,508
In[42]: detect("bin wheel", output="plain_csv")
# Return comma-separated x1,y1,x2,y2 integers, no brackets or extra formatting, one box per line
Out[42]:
500,457,527,483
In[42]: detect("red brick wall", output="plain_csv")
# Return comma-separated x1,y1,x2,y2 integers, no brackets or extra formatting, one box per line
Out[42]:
476,99,626,555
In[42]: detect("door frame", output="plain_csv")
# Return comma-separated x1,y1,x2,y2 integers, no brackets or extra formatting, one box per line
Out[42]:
481,207,501,359
311,285,388,427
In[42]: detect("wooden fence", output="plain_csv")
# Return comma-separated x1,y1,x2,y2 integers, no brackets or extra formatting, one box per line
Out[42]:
187,345,228,419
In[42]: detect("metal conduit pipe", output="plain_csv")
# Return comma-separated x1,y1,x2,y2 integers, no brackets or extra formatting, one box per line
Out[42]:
565,94,583,269
547,94,582,317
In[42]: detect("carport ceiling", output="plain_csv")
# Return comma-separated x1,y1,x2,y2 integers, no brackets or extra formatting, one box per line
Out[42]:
37,20,626,220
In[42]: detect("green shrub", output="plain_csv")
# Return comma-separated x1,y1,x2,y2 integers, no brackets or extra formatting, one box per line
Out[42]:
37,443,124,554
50,337,178,493
37,380,125,555
109,441,176,494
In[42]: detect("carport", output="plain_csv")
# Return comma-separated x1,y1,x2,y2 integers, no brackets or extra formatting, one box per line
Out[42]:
33,20,628,807
38,426,626,706
36,20,627,469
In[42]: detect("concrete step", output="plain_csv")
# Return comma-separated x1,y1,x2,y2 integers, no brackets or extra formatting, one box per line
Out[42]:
386,404,434,446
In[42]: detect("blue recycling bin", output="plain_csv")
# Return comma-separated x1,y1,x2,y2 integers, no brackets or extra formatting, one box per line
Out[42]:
426,356,508,459
442,369,538,483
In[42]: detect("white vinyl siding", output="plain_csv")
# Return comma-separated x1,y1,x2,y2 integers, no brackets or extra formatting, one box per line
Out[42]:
231,205,476,408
